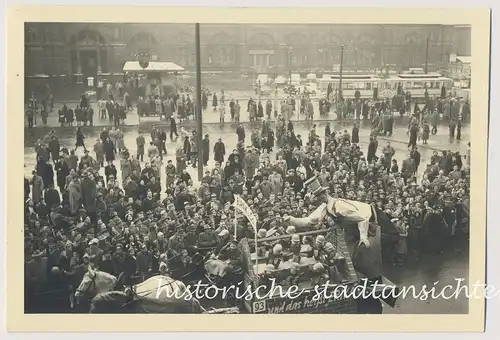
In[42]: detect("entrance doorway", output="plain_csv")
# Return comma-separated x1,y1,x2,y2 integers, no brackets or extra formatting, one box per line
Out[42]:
80,50,98,81
252,54,271,72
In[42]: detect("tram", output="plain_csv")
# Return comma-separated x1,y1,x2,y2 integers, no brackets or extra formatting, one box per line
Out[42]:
317,72,453,99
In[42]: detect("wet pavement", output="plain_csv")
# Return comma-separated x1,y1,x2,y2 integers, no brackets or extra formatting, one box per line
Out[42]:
24,121,469,182
383,235,469,314
24,121,470,314
27,92,427,128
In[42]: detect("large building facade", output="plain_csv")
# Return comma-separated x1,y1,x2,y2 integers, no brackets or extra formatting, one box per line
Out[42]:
25,23,471,81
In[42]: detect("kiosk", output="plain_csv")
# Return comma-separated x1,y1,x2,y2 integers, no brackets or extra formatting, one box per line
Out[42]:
122,61,184,98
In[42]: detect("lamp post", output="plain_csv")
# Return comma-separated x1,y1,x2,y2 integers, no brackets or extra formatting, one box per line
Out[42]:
280,44,293,83
424,37,429,74
337,45,345,119
195,23,203,181
288,47,292,83
409,33,431,72
338,45,345,101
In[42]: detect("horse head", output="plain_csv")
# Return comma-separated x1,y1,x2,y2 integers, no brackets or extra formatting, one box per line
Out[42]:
75,268,117,298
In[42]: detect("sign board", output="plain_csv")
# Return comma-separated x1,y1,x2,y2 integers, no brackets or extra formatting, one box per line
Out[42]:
252,300,267,313
233,194,258,232
449,53,457,63
253,286,357,314
87,77,94,87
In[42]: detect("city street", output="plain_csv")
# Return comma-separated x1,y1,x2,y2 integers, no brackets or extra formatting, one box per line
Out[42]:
24,121,469,183
23,121,470,314
26,95,329,127
22,22,474,317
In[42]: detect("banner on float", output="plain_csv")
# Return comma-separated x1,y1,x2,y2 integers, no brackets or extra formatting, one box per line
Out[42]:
232,194,258,232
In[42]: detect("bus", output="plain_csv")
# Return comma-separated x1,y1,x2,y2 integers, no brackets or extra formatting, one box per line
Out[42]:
317,73,453,99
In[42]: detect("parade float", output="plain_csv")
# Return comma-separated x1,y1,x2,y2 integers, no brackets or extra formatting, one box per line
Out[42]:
233,176,400,314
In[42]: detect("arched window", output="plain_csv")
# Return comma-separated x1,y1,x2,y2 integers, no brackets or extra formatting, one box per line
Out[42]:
71,29,106,45
355,34,377,67
172,32,194,67
318,33,343,67
70,29,108,75
247,33,275,71
403,32,425,68
247,33,275,50
127,31,158,57
286,33,309,69
207,32,236,67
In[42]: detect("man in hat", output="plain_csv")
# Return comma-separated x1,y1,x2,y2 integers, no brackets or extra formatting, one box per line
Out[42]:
284,176,393,284
112,243,137,285
285,176,373,245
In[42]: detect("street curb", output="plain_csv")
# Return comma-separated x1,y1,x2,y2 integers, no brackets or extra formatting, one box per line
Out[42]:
376,136,466,152
24,123,465,153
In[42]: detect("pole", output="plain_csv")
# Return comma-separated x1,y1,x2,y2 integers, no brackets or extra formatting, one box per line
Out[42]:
288,49,292,83
195,23,204,181
339,45,344,99
274,87,278,121
254,232,259,287
424,37,429,74
338,45,344,119
296,93,299,122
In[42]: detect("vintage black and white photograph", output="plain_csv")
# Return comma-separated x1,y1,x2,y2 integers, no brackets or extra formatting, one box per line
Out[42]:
23,21,473,316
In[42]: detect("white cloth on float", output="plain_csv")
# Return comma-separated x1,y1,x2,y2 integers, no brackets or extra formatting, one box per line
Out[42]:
289,196,373,247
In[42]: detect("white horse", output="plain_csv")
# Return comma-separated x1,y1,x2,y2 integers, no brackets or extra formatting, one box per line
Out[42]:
75,267,188,303
74,267,118,300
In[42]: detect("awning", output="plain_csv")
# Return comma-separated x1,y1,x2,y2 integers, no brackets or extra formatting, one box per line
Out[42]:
456,56,471,64
122,61,185,73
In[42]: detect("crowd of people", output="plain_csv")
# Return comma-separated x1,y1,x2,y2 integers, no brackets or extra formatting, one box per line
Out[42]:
23,74,471,311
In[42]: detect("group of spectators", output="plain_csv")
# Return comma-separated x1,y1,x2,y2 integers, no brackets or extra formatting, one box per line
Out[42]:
25,113,470,310
24,86,470,311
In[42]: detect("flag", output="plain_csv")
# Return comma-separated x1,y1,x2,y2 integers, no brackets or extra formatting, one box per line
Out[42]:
232,194,258,232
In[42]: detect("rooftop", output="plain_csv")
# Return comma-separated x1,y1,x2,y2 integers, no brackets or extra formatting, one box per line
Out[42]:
122,61,184,73
456,56,472,64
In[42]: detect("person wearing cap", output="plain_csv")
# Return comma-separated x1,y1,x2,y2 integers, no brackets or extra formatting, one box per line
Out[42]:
137,244,152,281
158,156,172,185
113,242,137,285
66,176,82,216
167,228,186,258
201,134,210,166
267,244,283,269
198,223,218,248
211,228,230,256
311,262,329,286
154,231,168,255
29,170,44,204
393,219,408,264
86,238,103,268
287,175,390,272
81,253,93,272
